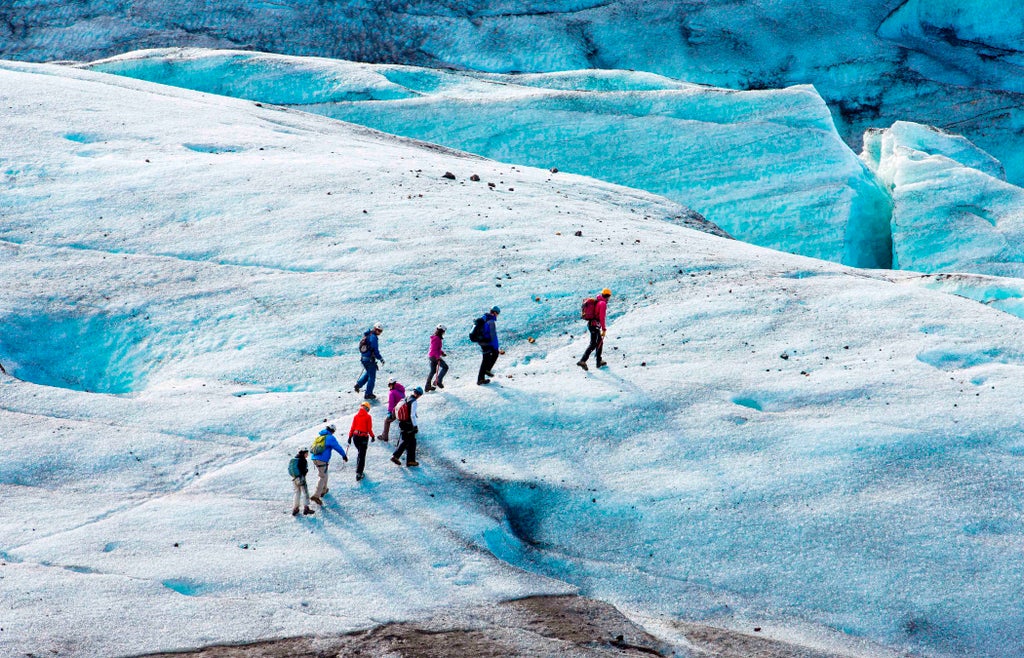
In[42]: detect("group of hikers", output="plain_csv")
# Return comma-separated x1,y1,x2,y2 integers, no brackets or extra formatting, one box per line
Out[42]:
288,289,612,516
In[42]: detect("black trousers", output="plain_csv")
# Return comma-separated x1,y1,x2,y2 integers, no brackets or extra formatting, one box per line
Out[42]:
427,357,449,388
478,348,499,382
394,421,417,463
581,323,603,364
351,435,369,476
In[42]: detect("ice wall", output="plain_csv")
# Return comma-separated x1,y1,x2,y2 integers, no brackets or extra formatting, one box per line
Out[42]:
89,49,894,269
6,1,1024,185
863,122,1024,277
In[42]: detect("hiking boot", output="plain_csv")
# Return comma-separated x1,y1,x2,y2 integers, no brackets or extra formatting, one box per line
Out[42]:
406,460,420,467
577,360,589,371
484,371,495,377
356,472,364,481
310,495,323,505
363,394,377,400
477,378,490,385
303,506,315,515
292,507,300,517
597,360,608,368
390,456,402,466
425,385,436,392
434,382,444,389
354,384,361,393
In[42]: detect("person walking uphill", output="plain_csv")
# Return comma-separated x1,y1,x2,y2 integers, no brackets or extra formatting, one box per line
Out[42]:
310,424,347,505
391,386,424,467
288,448,315,516
578,288,611,371
348,401,375,481
381,378,405,442
355,322,385,400
473,306,503,385
425,324,449,392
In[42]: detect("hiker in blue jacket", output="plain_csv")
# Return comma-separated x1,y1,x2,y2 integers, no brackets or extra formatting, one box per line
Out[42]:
355,322,385,400
310,424,347,506
476,307,503,385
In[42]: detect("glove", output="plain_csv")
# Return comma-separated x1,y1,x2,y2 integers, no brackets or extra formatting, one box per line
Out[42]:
371,436,376,442
601,330,606,337
343,455,349,462
378,358,385,365
348,437,352,445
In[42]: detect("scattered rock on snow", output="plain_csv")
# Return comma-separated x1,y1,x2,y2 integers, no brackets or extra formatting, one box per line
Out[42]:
442,171,456,180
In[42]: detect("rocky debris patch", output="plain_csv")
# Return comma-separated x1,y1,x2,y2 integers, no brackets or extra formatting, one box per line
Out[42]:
134,596,859,658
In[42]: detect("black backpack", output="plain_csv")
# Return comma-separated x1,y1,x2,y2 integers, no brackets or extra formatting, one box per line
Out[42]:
469,316,487,343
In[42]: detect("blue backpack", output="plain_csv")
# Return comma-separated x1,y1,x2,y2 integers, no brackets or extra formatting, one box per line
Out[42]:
288,457,302,478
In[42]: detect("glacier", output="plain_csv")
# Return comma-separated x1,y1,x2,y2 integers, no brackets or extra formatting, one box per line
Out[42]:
863,121,1024,277
5,1,1024,186
4,61,1024,658
86,48,894,269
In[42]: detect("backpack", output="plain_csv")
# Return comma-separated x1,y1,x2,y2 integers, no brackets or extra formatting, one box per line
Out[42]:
395,398,412,423
581,297,598,321
358,334,370,354
288,457,302,478
310,433,326,456
469,316,487,343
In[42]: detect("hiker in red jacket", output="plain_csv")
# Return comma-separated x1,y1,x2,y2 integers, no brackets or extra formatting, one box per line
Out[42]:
348,401,376,481
578,288,611,371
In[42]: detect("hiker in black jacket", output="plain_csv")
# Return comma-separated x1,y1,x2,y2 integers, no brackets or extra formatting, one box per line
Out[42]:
288,448,315,516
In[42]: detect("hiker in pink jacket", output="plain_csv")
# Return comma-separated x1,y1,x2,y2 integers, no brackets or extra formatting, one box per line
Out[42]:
425,324,449,392
578,288,611,370
380,378,406,442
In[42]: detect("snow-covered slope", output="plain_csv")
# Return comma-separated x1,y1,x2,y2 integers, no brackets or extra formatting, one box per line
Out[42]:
3,61,1024,658
863,121,1024,277
6,1,1024,186
85,48,892,269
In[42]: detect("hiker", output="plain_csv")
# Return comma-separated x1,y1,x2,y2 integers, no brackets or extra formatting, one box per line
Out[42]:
390,386,424,467
355,322,385,400
310,424,347,505
348,401,376,481
578,288,611,370
288,448,315,516
381,378,405,442
474,306,503,385
425,324,449,392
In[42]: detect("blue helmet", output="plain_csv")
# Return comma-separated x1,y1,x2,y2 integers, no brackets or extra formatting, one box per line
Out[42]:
412,386,424,396
490,306,501,314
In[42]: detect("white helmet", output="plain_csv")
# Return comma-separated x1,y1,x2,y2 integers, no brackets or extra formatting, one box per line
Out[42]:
373,322,384,332
436,324,447,332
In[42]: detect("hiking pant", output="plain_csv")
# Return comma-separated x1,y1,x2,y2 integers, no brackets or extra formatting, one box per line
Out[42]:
427,357,449,388
478,348,499,382
351,435,369,476
312,460,329,498
581,323,603,364
356,358,377,397
292,476,310,509
394,422,417,463
381,411,395,441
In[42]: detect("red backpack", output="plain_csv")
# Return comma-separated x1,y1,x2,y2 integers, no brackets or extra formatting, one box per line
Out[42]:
581,297,598,321
395,398,412,422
